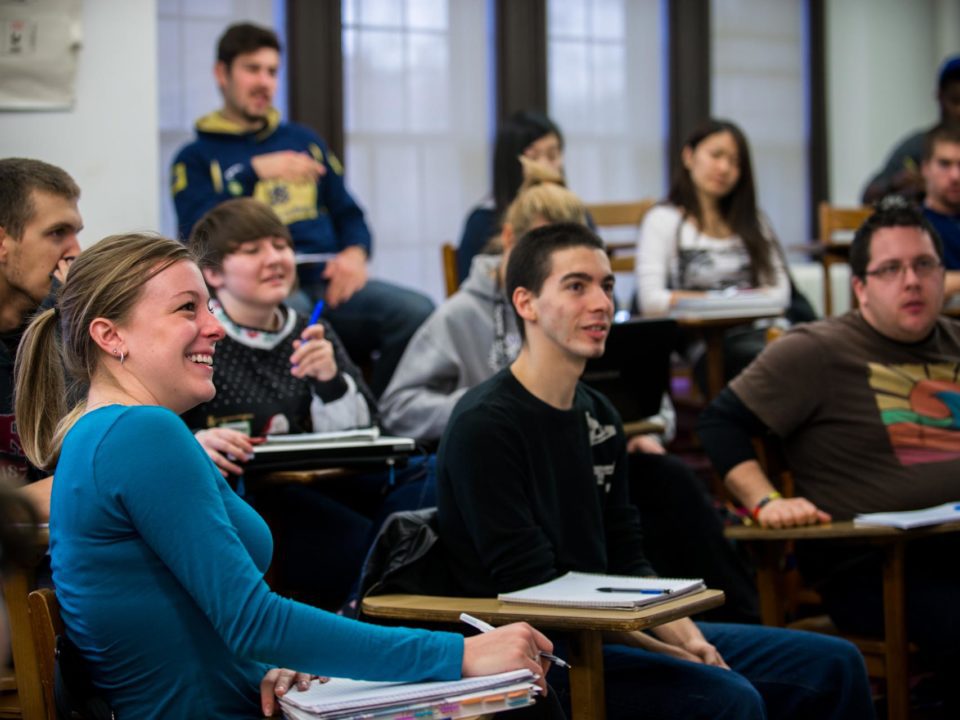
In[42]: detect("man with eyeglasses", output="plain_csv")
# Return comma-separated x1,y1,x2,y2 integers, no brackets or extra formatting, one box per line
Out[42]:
697,197,960,699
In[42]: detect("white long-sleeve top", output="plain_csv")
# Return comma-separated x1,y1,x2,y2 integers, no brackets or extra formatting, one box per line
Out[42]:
636,204,791,316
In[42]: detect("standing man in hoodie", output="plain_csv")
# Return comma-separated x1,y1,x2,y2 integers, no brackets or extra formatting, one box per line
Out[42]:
171,22,433,396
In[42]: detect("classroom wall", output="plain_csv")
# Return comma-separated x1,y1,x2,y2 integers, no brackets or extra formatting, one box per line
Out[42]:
0,0,158,248
826,0,960,206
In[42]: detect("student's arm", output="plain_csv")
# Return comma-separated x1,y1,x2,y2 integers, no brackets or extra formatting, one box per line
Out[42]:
307,319,378,428
758,218,792,309
636,206,708,315
635,206,678,316
379,323,468,442
698,388,830,528
862,136,925,204
311,136,372,257
170,145,244,241
104,407,464,681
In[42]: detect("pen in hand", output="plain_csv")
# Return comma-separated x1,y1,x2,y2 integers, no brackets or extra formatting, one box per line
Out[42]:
459,612,571,669
308,299,325,326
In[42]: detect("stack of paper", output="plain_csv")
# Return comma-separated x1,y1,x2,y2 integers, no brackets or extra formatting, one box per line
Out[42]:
671,289,784,319
854,501,960,530
279,669,539,720
264,427,382,444
498,571,705,609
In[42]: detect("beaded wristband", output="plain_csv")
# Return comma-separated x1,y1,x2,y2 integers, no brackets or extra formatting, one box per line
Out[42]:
752,491,783,521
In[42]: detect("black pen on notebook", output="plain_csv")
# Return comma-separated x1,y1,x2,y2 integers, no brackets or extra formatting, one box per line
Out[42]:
596,587,670,595
458,612,571,669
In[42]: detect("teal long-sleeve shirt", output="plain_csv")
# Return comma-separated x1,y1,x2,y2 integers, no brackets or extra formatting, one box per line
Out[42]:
51,405,462,719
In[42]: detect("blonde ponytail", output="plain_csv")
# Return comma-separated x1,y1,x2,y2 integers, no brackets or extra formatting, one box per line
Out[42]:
14,308,69,469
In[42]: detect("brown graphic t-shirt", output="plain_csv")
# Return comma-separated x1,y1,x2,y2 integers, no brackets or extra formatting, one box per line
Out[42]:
731,312,960,520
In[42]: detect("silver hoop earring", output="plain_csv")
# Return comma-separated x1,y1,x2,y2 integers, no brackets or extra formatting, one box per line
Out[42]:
114,348,125,365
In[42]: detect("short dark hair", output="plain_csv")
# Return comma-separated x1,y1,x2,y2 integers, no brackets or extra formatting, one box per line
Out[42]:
493,111,564,218
188,198,291,273
217,22,281,68
849,197,943,279
505,222,605,339
0,158,79,240
938,55,960,93
922,121,960,162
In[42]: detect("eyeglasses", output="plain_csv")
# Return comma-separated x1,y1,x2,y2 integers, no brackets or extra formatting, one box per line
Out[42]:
863,256,943,282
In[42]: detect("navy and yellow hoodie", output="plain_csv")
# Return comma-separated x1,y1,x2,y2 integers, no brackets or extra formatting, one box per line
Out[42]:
171,109,371,270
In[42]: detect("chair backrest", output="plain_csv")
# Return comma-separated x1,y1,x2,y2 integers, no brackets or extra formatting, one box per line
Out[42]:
586,199,656,274
818,202,872,245
441,243,459,297
28,588,61,720
816,202,872,316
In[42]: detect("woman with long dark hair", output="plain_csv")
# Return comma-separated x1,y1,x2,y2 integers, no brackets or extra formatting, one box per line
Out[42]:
637,119,796,384
456,111,565,281
637,118,790,315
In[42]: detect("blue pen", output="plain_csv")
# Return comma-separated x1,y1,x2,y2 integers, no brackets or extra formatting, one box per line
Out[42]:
308,299,325,325
595,587,670,595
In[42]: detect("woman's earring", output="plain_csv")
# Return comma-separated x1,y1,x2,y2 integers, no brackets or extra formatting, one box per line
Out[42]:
114,348,125,365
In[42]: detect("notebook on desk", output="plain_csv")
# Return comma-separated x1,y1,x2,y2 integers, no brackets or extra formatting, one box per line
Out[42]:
246,431,416,472
854,501,960,530
580,318,676,421
498,571,705,610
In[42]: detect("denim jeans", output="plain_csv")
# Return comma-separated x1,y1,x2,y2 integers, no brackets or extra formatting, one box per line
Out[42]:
547,622,874,720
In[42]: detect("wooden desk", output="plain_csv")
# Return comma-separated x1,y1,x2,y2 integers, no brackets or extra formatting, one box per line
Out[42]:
726,520,960,720
2,526,49,720
674,313,781,400
363,590,724,720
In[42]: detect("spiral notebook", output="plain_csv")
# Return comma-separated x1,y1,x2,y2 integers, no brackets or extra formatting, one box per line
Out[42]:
497,571,705,609
854,501,960,530
278,669,538,720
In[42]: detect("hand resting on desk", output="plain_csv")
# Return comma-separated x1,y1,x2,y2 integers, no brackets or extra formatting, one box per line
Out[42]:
609,617,729,669
194,427,263,477
756,496,831,529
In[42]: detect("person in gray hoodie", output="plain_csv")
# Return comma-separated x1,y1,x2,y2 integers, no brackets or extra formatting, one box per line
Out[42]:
380,165,585,443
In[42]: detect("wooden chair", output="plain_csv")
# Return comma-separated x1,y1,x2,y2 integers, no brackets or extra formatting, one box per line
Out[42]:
817,202,872,316
725,436,924,720
26,590,59,720
586,199,656,273
441,243,459,297
1,528,49,720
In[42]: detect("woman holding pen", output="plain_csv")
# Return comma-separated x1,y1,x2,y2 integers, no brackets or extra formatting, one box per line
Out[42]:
182,198,428,610
14,231,553,719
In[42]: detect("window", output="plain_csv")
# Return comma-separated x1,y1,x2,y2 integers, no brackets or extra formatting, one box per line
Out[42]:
547,0,667,205
342,0,490,302
711,0,808,251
